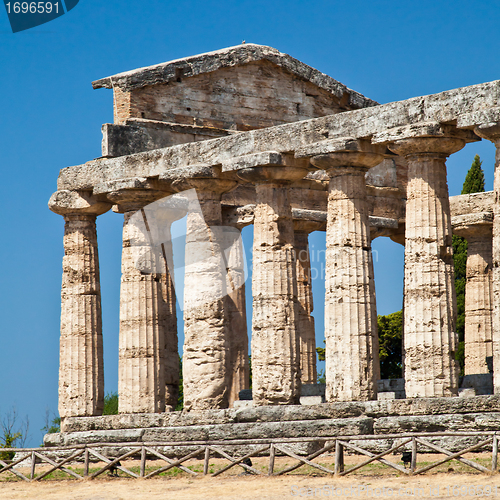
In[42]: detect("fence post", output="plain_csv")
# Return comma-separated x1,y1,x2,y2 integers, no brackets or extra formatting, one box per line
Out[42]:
30,451,36,481
335,440,344,475
84,447,89,477
411,437,417,474
493,435,498,472
268,444,275,476
140,446,146,477
203,446,210,475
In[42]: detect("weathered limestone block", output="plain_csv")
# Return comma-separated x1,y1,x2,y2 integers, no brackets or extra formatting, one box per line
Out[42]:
49,191,111,419
293,224,319,385
389,136,464,398
58,394,500,434
374,412,500,433
53,416,374,446
474,123,500,394
454,221,493,394
450,191,494,218
236,155,310,405
102,119,233,157
305,140,384,402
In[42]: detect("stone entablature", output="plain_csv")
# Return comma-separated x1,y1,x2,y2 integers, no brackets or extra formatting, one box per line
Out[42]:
49,44,500,421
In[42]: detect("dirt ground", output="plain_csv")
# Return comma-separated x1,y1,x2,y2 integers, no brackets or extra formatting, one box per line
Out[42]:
2,473,500,500
1,454,499,500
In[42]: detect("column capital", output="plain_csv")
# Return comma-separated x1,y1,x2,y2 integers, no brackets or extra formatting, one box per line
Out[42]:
298,139,385,173
388,136,465,158
108,189,168,213
92,177,172,213
160,164,238,195
233,152,309,185
474,122,500,143
293,218,324,234
49,190,111,216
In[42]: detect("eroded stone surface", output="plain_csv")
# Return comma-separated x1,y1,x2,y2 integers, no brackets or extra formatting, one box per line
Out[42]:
182,188,231,410
118,210,167,414
250,181,301,405
474,124,500,395
390,137,463,398
454,223,493,394
312,155,381,402
59,215,104,418
294,231,317,385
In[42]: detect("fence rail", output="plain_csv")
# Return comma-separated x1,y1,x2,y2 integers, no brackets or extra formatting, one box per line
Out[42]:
0,432,499,482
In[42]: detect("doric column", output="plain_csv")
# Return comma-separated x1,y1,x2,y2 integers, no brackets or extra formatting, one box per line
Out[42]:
152,200,187,408
454,217,493,393
306,140,384,402
109,188,172,414
389,135,465,398
474,123,500,394
49,190,111,418
224,228,250,407
236,152,310,405
168,173,237,411
293,220,322,385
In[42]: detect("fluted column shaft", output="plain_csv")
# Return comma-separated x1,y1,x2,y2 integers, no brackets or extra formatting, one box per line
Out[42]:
182,191,230,410
474,124,500,393
294,231,317,385
390,137,464,398
463,228,493,379
251,182,300,404
59,214,104,418
324,166,379,401
160,223,179,408
225,229,249,407
118,210,166,413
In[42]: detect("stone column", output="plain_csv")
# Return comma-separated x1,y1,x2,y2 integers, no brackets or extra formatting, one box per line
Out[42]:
389,136,465,398
474,123,500,394
154,211,181,408
309,148,383,402
237,158,309,405
49,190,111,418
110,189,172,414
224,228,250,407
293,222,321,385
454,220,493,393
170,177,237,411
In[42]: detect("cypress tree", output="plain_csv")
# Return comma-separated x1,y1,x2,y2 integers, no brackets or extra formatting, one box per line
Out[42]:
461,155,485,194
453,154,486,374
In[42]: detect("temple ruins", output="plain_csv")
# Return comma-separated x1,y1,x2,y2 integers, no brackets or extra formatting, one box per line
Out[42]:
47,44,500,448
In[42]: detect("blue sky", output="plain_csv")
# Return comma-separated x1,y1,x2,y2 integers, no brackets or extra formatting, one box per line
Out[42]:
1,0,499,446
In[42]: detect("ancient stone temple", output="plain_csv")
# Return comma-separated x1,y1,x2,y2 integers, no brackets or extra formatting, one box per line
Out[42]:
48,44,500,446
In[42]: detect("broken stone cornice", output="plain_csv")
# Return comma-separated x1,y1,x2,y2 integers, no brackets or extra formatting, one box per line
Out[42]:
92,44,377,110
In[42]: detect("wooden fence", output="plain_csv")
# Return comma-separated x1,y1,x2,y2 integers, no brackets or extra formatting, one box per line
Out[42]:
0,432,498,482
